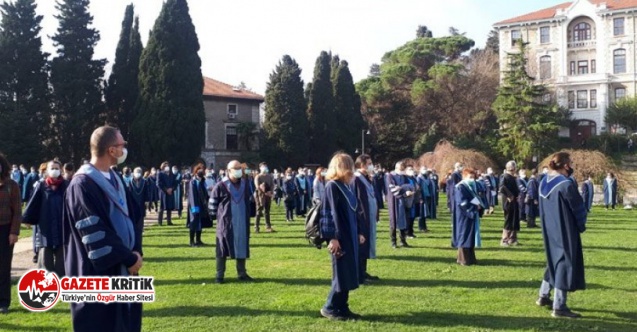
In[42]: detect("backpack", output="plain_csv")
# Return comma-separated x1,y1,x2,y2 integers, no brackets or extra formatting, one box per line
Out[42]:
305,200,324,249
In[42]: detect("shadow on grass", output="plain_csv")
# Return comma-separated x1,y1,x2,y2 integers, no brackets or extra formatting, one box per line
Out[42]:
143,256,211,263
0,322,64,332
380,255,546,268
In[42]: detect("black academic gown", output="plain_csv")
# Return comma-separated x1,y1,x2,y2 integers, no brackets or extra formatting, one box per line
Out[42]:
63,172,143,332
157,171,176,210
539,175,587,291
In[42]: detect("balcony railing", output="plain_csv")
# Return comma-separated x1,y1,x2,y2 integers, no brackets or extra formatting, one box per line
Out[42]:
568,40,596,48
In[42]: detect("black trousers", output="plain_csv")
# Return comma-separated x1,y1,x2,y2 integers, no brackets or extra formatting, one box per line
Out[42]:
502,199,520,231
0,224,14,308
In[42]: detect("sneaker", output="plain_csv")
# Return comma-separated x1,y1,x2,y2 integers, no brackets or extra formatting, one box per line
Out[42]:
391,243,397,249
266,227,274,233
552,309,582,318
500,241,510,247
536,297,552,307
195,241,206,246
510,240,519,246
341,309,362,320
400,242,410,248
320,308,346,321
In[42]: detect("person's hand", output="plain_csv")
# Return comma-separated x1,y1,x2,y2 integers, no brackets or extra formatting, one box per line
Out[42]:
405,191,413,196
359,235,365,244
534,200,539,205
128,252,143,275
167,188,173,195
8,234,18,245
420,199,424,204
327,239,340,255
507,197,513,202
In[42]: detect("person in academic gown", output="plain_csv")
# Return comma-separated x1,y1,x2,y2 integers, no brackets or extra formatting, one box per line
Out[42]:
282,169,297,222
499,161,520,246
122,167,133,187
172,166,184,218
62,126,143,332
22,160,69,277
145,168,159,212
484,168,497,214
581,175,594,213
10,165,24,188
157,162,177,225
429,170,439,219
295,169,310,217
187,164,212,247
372,167,385,209
22,167,39,203
385,161,411,248
353,155,379,284
602,173,617,209
452,168,484,266
404,165,420,238
517,169,528,222
536,152,586,318
127,168,147,245
209,160,254,283
417,167,432,233
320,153,365,320
525,169,540,228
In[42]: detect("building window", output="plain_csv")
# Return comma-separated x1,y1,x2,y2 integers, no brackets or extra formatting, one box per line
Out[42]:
568,91,575,109
591,59,596,74
569,61,576,75
540,27,550,43
539,56,551,79
614,17,625,36
511,30,521,46
577,90,588,108
573,22,591,41
614,49,626,73
590,90,597,108
227,104,238,118
615,87,626,100
226,126,238,150
578,61,588,75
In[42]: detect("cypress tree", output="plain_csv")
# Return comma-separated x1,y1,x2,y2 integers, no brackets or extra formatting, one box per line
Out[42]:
104,3,142,139
132,0,204,167
0,0,50,165
262,55,308,168
333,60,364,154
50,0,106,163
307,51,336,164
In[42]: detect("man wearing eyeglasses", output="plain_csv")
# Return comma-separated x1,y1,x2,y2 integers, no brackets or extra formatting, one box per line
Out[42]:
63,125,143,332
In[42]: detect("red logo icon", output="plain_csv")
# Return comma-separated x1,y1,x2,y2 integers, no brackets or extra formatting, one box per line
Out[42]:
17,269,61,311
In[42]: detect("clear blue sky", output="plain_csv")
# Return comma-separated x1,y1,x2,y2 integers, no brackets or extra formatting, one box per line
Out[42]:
33,0,564,94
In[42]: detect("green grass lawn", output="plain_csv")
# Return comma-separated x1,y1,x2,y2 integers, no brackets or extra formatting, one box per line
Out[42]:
3,204,637,331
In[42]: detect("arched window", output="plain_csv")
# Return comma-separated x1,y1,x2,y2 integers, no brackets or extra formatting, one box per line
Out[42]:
614,49,626,73
539,56,551,79
573,22,591,41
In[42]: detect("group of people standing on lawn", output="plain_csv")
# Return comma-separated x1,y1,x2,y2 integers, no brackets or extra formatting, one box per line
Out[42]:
0,121,613,324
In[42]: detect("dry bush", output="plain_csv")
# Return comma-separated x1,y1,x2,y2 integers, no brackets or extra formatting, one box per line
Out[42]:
418,140,499,174
538,149,625,188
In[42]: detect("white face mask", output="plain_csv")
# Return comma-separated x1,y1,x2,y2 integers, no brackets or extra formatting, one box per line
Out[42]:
48,169,61,178
406,170,415,177
117,148,128,165
519,173,526,179
260,167,268,173
321,171,327,177
286,175,292,180
367,165,375,173
420,169,427,175
164,167,170,172
232,169,243,179
172,169,178,174
134,172,142,179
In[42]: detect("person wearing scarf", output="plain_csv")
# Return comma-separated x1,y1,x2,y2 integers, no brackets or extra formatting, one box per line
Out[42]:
22,160,69,277
452,167,485,266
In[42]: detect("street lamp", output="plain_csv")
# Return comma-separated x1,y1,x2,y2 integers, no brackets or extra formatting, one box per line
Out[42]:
361,129,370,154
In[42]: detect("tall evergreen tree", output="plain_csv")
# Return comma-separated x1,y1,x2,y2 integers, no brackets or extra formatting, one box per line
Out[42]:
50,0,106,163
307,51,336,164
132,0,204,167
261,55,308,168
333,60,364,154
0,0,50,165
492,42,560,163
104,3,142,139
486,29,500,54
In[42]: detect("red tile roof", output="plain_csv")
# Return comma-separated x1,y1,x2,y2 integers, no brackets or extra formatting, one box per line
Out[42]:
203,76,264,102
495,0,637,26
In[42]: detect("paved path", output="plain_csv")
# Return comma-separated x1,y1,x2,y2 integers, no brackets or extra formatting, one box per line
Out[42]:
10,210,164,280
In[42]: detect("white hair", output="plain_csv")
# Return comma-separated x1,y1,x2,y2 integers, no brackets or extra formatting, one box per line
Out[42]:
505,161,517,172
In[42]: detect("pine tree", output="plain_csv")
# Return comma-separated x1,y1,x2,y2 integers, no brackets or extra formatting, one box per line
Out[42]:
492,41,560,163
307,51,336,164
262,55,308,168
104,3,142,139
50,0,106,163
0,0,50,165
333,60,364,154
132,0,204,167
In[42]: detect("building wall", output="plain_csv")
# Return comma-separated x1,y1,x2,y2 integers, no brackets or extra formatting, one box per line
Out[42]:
496,0,637,135
201,97,262,169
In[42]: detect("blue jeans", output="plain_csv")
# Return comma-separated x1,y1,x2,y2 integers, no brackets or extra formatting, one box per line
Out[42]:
323,286,349,314
539,280,568,310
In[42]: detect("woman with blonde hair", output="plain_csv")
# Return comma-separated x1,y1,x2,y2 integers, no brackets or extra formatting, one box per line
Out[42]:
320,153,365,320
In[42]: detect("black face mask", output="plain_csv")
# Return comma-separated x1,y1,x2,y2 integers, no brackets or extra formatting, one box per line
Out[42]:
197,171,205,178
566,166,574,177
